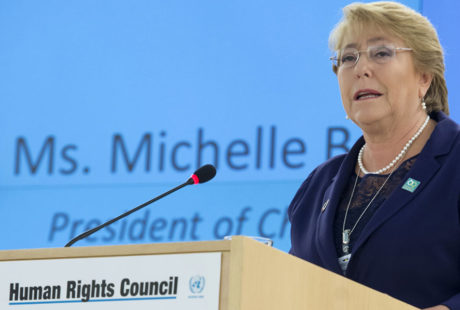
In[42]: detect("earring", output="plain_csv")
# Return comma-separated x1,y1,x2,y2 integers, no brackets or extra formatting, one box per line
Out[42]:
421,98,427,111
345,115,350,120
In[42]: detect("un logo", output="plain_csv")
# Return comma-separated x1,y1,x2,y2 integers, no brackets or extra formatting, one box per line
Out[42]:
189,275,205,294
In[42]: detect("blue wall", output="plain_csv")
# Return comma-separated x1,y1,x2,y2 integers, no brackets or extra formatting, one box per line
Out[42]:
1,0,456,251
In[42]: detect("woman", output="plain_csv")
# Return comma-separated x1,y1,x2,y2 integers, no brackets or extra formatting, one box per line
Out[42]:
288,2,459,310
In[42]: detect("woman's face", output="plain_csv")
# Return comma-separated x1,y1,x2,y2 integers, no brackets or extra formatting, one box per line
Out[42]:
337,29,429,130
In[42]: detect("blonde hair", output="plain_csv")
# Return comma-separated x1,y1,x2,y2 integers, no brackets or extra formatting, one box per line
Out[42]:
329,1,449,114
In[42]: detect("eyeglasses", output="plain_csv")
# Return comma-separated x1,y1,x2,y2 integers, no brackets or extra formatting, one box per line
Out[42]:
330,45,413,69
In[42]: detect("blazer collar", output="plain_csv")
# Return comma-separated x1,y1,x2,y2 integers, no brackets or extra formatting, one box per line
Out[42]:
352,111,459,255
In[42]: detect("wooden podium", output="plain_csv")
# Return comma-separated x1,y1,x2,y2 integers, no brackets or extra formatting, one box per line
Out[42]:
0,236,417,309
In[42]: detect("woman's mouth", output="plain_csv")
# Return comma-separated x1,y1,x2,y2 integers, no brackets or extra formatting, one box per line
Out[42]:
354,89,383,100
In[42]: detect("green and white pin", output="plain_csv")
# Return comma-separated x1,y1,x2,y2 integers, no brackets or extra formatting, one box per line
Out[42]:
402,178,421,193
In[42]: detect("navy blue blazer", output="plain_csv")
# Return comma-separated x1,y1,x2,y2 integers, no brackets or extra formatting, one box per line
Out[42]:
288,111,460,309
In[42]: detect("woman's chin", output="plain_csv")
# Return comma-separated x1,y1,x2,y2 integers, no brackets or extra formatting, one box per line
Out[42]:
352,111,389,128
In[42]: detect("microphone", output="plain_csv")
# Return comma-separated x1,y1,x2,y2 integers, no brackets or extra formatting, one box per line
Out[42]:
187,164,216,184
64,164,216,247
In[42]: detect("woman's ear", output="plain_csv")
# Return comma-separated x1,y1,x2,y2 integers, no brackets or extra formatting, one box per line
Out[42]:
418,72,433,98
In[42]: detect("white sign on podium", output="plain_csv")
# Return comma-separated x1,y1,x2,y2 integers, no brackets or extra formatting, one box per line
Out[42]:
0,252,221,309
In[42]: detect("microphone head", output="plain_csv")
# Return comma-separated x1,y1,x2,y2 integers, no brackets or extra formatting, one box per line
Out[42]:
189,164,216,184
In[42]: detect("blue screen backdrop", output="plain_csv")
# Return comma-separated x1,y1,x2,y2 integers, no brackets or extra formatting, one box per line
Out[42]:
1,0,458,251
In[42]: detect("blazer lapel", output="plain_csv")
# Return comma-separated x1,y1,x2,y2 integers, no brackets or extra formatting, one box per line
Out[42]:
352,155,440,254
315,138,364,273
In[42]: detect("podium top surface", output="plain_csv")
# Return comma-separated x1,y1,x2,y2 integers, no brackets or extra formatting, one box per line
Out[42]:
0,240,232,261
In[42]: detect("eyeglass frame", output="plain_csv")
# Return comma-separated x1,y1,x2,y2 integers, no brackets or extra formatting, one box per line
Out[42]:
329,45,413,69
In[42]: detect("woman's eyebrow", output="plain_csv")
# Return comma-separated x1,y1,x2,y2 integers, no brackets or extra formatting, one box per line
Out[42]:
343,37,387,49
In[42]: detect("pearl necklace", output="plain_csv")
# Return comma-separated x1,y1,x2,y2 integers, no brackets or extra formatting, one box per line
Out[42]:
358,115,430,175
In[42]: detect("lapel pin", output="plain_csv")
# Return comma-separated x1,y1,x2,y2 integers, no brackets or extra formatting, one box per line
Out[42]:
321,199,329,212
402,178,421,193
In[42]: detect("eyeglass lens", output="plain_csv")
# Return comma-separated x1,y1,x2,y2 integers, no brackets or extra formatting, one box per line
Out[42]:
339,45,396,68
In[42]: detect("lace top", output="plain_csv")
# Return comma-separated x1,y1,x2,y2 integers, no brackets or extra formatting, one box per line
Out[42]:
333,156,418,257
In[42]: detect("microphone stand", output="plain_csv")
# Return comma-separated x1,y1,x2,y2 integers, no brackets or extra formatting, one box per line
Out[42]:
65,178,194,247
